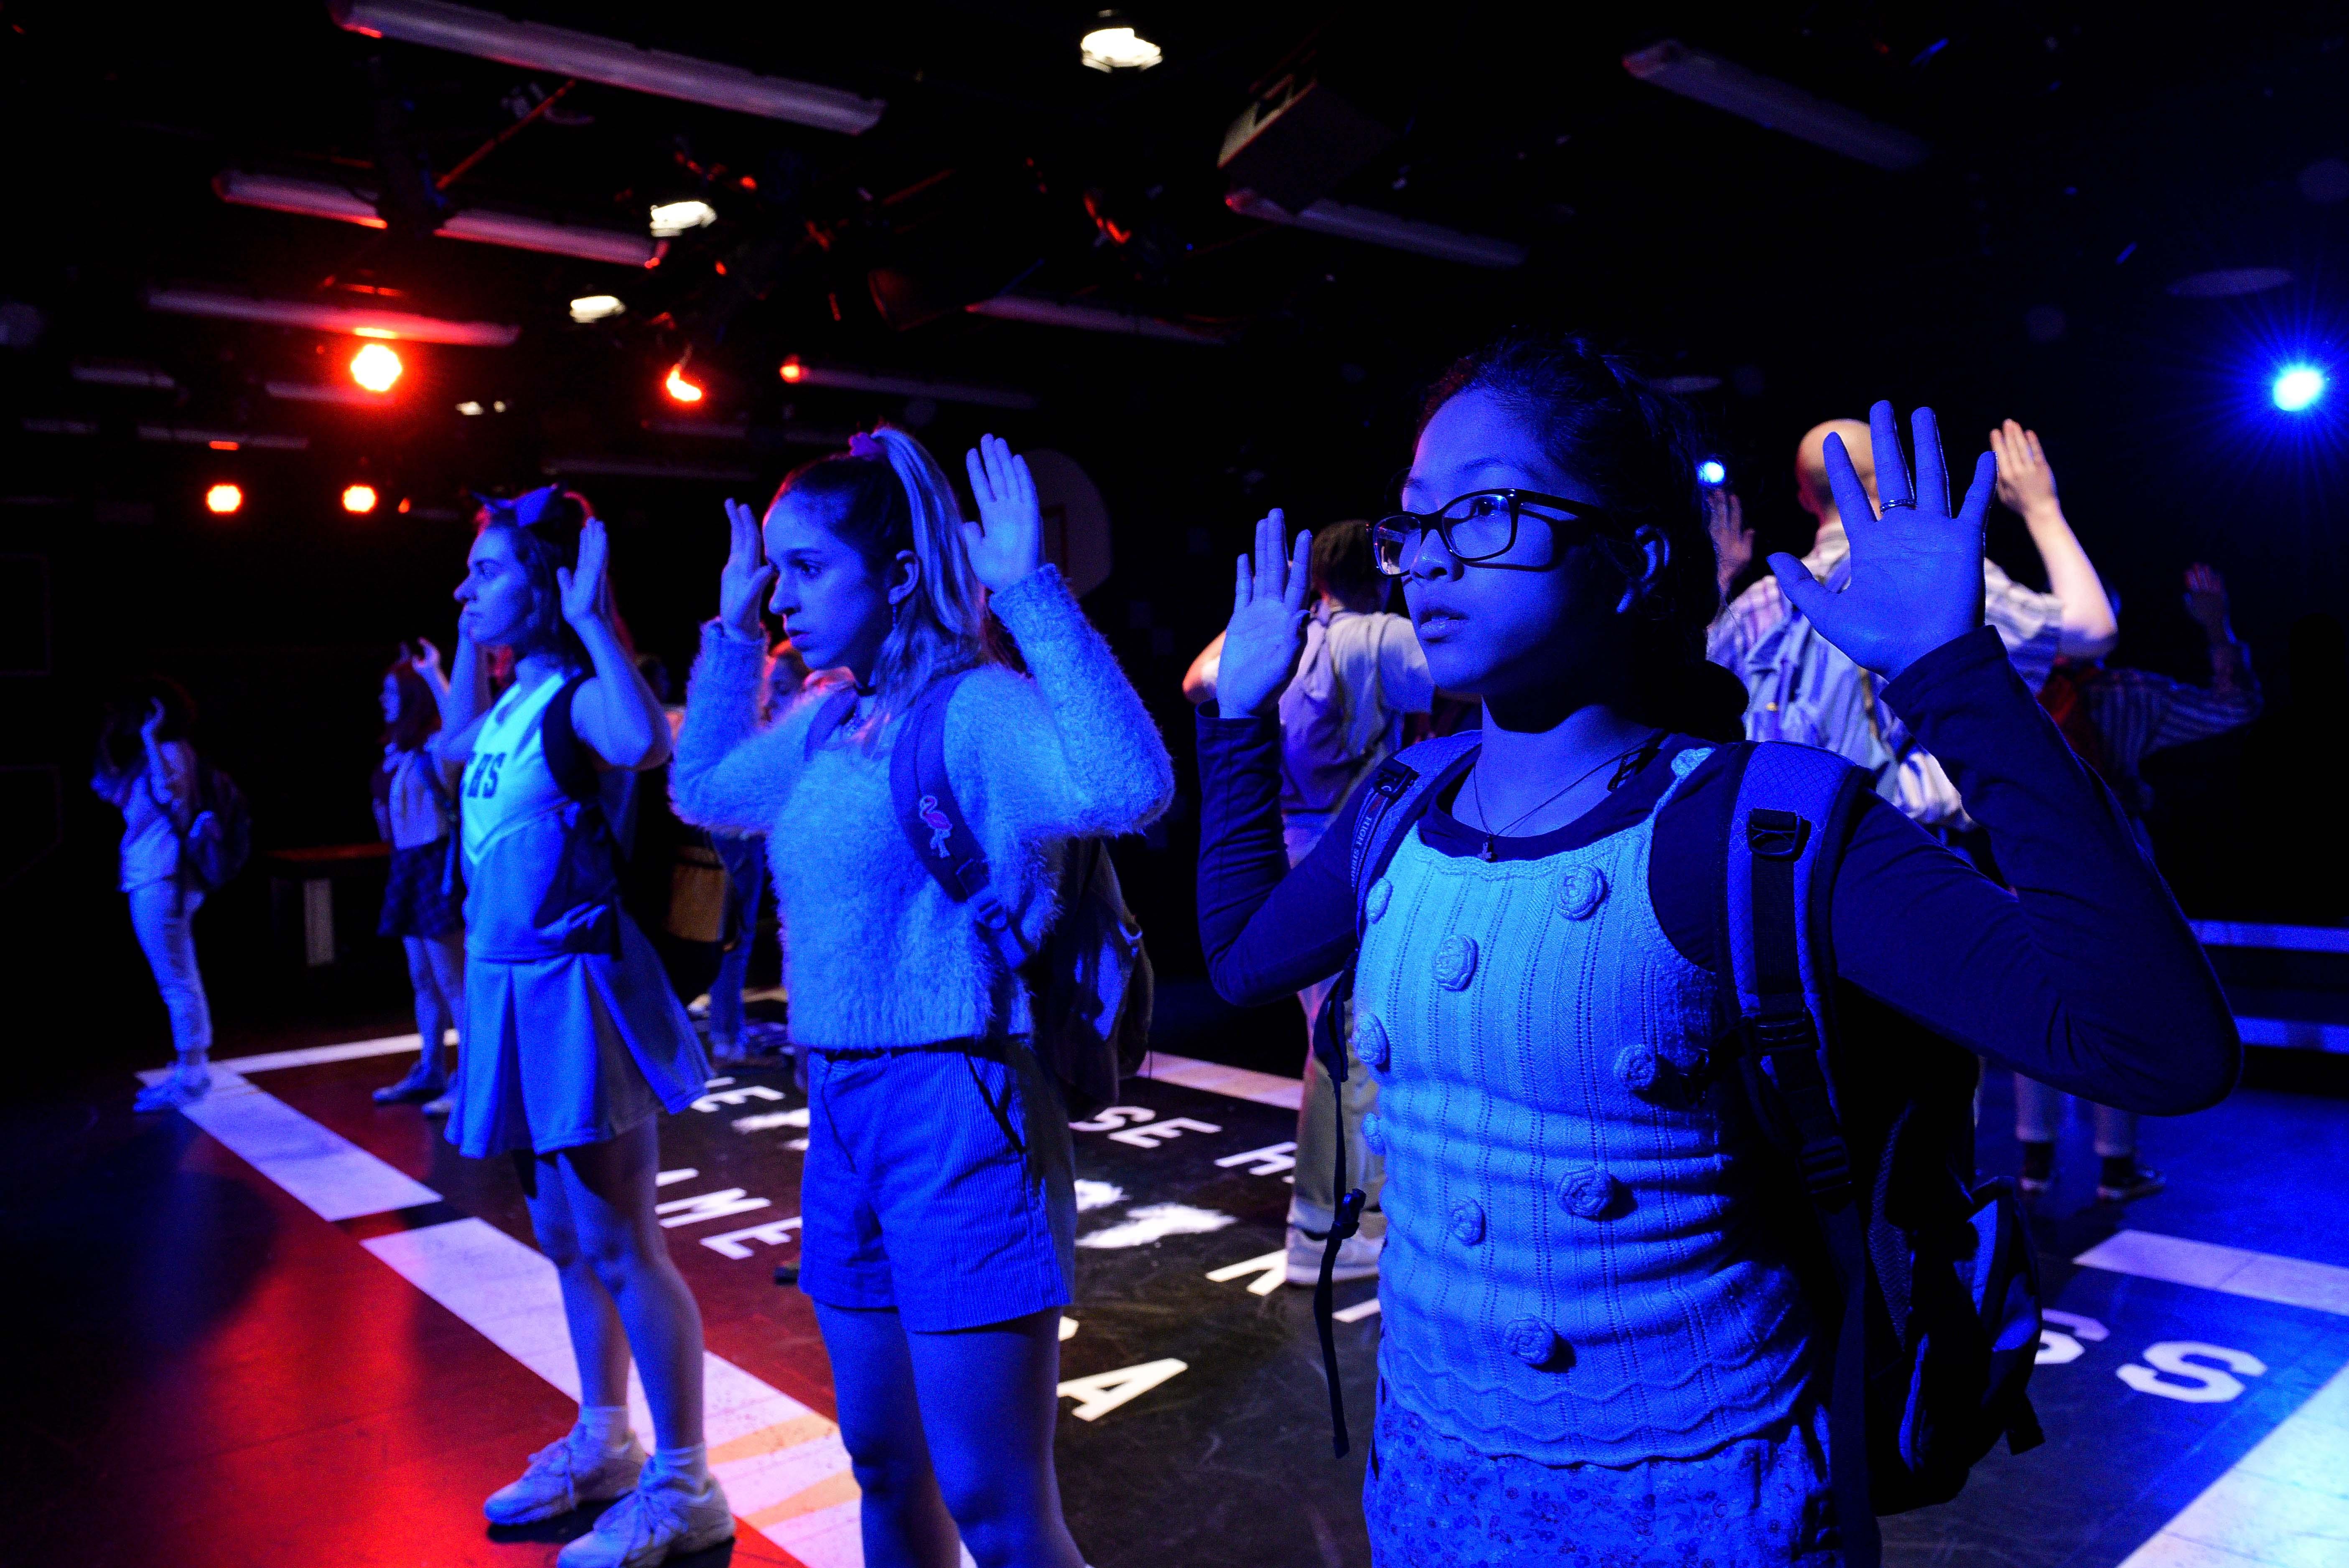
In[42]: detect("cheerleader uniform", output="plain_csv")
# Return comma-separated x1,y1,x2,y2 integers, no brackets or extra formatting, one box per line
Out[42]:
377,745,462,939
445,671,711,1159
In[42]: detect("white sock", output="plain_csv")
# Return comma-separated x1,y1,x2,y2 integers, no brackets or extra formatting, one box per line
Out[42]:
575,1404,633,1453
651,1442,710,1489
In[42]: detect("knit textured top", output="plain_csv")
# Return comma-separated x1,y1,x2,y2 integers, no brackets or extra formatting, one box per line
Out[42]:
671,564,1175,1050
1359,748,1810,1466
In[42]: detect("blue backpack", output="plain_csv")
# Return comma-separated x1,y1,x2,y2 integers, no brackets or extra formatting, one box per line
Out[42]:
807,671,1153,1115
1315,734,2044,1565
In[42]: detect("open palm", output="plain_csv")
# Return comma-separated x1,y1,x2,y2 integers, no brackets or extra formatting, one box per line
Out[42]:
961,434,1044,591
1769,401,1992,680
558,517,613,630
1216,510,1313,717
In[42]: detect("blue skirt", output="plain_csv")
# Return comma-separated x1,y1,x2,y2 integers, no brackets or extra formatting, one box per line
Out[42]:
446,916,712,1159
379,840,463,940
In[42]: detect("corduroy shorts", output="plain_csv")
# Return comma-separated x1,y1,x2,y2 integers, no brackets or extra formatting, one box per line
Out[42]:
799,1036,1076,1332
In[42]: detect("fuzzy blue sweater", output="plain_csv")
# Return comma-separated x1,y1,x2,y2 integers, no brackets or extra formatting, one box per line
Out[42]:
672,565,1175,1049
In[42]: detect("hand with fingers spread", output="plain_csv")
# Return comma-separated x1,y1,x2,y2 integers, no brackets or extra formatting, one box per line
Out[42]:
719,497,776,643
1215,509,1314,718
1768,400,1993,680
962,433,1044,592
1706,488,1753,597
557,516,614,631
2182,562,2231,638
1990,419,2059,519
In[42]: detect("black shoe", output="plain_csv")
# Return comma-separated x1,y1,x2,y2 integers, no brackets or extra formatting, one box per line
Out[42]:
374,1068,449,1105
2096,1160,2166,1203
2018,1140,2055,1196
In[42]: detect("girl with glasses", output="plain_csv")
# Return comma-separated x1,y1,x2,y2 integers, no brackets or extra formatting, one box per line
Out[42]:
1194,330,2238,1565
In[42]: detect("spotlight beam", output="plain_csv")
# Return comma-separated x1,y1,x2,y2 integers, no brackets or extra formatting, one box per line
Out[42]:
328,0,885,134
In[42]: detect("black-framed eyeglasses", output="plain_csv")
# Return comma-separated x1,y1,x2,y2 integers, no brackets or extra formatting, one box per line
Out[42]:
1369,489,1619,576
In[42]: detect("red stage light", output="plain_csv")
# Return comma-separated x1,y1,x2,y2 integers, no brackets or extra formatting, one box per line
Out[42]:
350,342,404,393
665,364,705,403
779,358,805,383
343,483,379,514
205,483,243,514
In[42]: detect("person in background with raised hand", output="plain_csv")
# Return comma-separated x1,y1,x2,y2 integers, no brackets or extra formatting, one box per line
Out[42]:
99,680,216,1112
1194,331,2237,1566
370,640,466,1111
2019,560,2263,1204
672,428,1171,1568
435,487,730,1568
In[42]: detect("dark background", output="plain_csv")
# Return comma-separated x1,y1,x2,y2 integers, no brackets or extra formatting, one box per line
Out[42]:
4,0,2346,1088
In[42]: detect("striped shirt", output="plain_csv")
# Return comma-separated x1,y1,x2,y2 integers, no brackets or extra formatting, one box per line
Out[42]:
2079,653,2261,815
1707,529,2066,826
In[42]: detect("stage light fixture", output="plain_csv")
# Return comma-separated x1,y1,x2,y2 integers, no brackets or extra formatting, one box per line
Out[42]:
328,0,885,133
649,201,718,238
665,364,705,403
145,285,519,347
456,401,485,416
779,358,805,383
1080,14,1162,72
1697,459,1728,486
2273,365,2327,412
205,483,243,514
343,484,380,514
350,343,404,393
570,295,626,323
214,171,662,267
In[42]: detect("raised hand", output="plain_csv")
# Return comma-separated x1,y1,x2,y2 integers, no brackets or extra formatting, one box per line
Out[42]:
2183,563,2230,636
557,516,613,631
961,434,1044,592
140,698,166,738
1706,488,1752,596
1215,509,1314,718
719,498,776,641
1990,419,2058,517
1769,401,1992,680
408,637,443,677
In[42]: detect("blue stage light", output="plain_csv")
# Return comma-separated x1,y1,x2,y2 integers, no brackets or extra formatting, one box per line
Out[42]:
1697,458,1728,486
2273,365,2326,411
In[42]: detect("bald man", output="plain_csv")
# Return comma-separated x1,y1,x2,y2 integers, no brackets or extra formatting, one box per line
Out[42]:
1708,417,2120,827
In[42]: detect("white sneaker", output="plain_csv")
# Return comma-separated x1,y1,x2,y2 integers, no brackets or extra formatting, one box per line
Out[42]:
1285,1223,1383,1286
133,1065,211,1112
485,1429,648,1525
556,1469,733,1568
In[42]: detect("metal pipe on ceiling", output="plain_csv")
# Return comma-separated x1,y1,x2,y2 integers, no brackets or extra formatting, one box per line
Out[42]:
144,285,520,347
964,295,1224,345
328,0,886,135
215,171,662,268
1622,41,1927,171
777,359,1036,410
1223,191,1526,269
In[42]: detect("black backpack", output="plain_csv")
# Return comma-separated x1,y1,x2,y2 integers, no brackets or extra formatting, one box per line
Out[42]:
806,670,1153,1116
1318,734,2044,1567
178,759,253,894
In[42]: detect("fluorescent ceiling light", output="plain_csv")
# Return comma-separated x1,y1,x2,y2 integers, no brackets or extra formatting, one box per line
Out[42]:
777,358,1036,410
1654,375,1723,394
541,455,760,482
649,201,718,238
266,380,393,405
215,171,661,267
71,360,177,389
329,0,885,134
456,401,486,415
1224,190,1525,269
570,294,626,323
1623,41,1927,171
145,285,520,347
965,294,1222,344
2168,267,2293,299
22,418,99,436
137,424,309,450
1080,24,1162,72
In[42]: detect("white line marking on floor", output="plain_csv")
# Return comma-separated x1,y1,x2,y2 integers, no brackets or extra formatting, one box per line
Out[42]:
1136,1052,1303,1111
137,1070,442,1221
2117,1356,2349,1567
2191,920,2349,954
2234,1017,2349,1055
1333,1298,1383,1323
2076,1231,2349,1318
186,1031,440,1075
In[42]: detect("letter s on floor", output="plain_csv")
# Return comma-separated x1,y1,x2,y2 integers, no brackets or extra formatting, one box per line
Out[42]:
2117,1341,2267,1404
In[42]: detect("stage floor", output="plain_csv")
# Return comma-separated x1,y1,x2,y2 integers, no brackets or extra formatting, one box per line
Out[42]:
6,1027,2347,1568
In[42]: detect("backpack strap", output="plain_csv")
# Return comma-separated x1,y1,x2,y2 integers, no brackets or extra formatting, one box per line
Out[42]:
1722,739,1880,1568
803,686,861,763
538,674,601,805
884,670,1030,975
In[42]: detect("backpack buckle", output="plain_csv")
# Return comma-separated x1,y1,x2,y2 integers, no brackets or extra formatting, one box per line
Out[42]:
1747,808,1810,860
1745,1008,1820,1057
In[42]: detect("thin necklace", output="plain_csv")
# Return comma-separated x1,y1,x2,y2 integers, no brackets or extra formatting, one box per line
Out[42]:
1466,733,1660,862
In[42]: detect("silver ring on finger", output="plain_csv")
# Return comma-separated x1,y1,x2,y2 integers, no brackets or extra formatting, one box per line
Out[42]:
1879,497,1919,512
